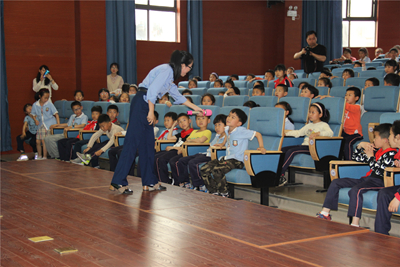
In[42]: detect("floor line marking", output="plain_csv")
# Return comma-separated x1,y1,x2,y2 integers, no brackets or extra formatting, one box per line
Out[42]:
261,229,370,248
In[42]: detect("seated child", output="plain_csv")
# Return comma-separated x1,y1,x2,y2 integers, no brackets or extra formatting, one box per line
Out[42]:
264,70,275,81
176,114,227,190
274,101,295,130
375,120,400,235
252,85,265,96
201,93,215,105
185,96,193,103
288,73,298,81
274,64,293,88
31,89,60,160
110,95,119,103
279,103,333,186
298,82,309,90
69,106,102,163
209,72,218,82
107,104,120,125
74,90,84,101
364,77,379,89
353,61,362,68
243,101,260,109
319,69,333,79
119,92,130,103
188,79,197,89
129,84,137,95
99,88,112,102
157,112,178,140
229,74,238,81
200,109,267,197
214,79,223,88
77,114,123,168
317,77,332,88
154,113,194,183
384,73,400,86
121,83,130,93
245,73,255,81
108,112,160,176
317,124,397,227
16,104,38,161
300,83,319,98
182,89,193,95
226,86,240,96
388,47,399,61
170,114,212,186
275,84,288,99
224,80,234,89
342,69,355,82
44,101,88,159
385,60,399,75
158,93,172,107
193,76,202,82
59,106,101,162
218,91,225,96
287,67,295,75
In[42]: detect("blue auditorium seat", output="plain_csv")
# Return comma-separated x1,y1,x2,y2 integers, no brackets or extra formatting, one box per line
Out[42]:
359,70,386,78
293,78,316,88
96,101,111,115
344,77,368,89
233,80,248,89
331,77,344,87
223,96,249,107
219,106,250,128
316,87,330,96
249,96,278,107
178,81,189,88
81,101,95,118
190,88,208,96
197,81,211,88
115,103,130,130
189,95,201,105
214,95,224,107
207,87,227,95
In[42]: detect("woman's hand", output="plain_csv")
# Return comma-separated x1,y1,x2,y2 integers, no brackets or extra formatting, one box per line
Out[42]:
147,111,155,125
35,120,39,126
46,74,53,81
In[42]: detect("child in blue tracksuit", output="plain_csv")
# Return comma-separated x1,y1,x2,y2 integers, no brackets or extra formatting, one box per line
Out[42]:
110,50,204,194
31,88,60,160
200,109,267,197
176,114,227,191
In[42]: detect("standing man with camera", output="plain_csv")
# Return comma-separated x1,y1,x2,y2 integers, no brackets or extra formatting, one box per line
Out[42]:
294,30,327,74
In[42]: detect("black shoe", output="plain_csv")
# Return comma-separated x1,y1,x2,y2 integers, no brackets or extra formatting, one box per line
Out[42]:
278,175,287,187
110,183,133,194
152,184,167,191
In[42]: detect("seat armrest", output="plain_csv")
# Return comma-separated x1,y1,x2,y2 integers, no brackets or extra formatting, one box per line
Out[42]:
384,167,400,187
79,130,100,142
244,150,282,176
368,123,380,143
64,129,80,138
309,136,343,161
155,140,176,152
329,160,368,181
211,146,226,160
114,133,125,147
182,143,210,157
51,126,65,135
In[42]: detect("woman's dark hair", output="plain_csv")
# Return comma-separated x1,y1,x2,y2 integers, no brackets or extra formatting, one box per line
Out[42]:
169,50,194,81
310,102,330,123
36,65,50,85
201,93,216,105
243,101,260,108
38,88,50,98
23,103,32,113
391,120,400,136
110,63,120,74
74,90,84,97
275,101,294,124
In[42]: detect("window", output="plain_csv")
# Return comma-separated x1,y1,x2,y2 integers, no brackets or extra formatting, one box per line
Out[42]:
342,0,377,47
135,0,178,42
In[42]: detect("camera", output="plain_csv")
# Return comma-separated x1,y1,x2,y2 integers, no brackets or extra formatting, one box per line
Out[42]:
305,46,311,55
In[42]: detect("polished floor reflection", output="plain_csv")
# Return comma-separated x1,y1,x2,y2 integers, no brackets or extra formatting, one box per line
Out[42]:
1,160,399,266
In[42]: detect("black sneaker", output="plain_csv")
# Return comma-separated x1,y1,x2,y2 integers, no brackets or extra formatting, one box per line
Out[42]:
278,175,287,187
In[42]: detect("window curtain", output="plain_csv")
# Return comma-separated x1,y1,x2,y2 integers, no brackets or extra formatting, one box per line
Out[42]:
106,0,137,84
0,0,12,152
187,0,203,79
302,0,342,64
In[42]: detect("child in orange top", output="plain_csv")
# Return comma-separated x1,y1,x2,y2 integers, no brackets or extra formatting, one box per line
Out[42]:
316,86,363,159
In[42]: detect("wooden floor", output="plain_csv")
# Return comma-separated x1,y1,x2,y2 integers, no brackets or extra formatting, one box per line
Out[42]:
1,160,399,266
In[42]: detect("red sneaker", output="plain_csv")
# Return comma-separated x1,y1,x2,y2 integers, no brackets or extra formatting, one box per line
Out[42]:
316,212,332,221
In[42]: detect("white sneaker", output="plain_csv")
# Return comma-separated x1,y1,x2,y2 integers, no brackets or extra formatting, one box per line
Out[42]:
17,154,29,161
70,158,82,164
34,155,42,160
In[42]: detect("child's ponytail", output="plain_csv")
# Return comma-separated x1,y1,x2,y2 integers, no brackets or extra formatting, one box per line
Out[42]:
311,102,330,123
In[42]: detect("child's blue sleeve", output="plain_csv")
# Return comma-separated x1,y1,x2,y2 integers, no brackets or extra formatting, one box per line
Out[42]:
67,115,74,126
81,115,88,125
238,127,256,140
50,103,58,115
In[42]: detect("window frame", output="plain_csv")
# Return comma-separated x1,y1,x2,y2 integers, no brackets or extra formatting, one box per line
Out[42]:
135,0,178,42
342,0,378,48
